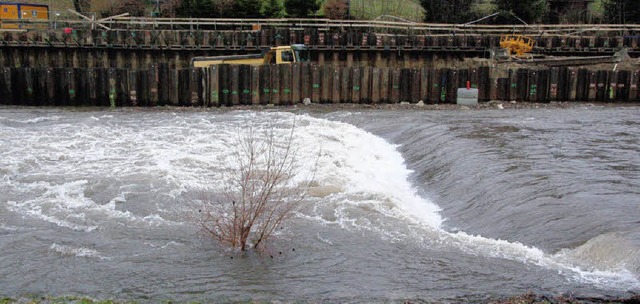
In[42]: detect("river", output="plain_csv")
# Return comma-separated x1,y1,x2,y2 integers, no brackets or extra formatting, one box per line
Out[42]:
1,106,638,302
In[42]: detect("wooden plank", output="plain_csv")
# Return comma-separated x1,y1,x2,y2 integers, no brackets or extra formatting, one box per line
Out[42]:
239,65,251,105
0,68,12,105
291,63,301,104
230,65,241,106
166,66,177,105
616,70,629,102
341,67,350,103
149,64,159,106
351,66,361,104
497,78,509,101
301,62,311,101
516,69,529,102
380,67,390,103
108,68,117,107
480,66,492,102
575,69,588,102
191,68,202,106
409,68,420,103
32,68,46,106
509,69,518,102
124,69,136,106
251,65,260,105
420,67,429,102
587,70,597,102
361,66,371,104
429,68,440,103
158,63,169,105
568,68,577,102
446,69,457,103
529,70,540,103
371,67,381,104
391,67,402,103
311,64,321,103
630,70,639,102
209,65,220,107
259,65,271,105
116,69,128,107
595,70,608,102
538,70,550,102
549,67,559,102
281,64,292,105
608,71,617,102
23,68,34,106
178,69,190,106
270,64,281,105
219,64,230,106
331,66,340,103
44,67,56,106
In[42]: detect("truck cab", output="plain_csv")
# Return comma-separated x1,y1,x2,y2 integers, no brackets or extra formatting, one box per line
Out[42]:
263,45,309,64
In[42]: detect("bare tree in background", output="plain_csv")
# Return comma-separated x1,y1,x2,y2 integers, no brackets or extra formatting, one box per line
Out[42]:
73,0,91,13
197,123,314,251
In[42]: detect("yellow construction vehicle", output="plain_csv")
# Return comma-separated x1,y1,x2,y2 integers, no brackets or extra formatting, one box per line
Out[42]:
191,44,309,68
499,35,535,57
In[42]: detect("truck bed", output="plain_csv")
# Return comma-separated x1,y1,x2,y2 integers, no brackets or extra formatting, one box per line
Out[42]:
191,54,264,67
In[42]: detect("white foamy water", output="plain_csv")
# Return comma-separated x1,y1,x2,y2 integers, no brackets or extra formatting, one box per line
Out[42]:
49,243,108,260
1,109,638,300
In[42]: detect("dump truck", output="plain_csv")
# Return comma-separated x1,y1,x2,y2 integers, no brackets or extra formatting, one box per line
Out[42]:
191,44,309,68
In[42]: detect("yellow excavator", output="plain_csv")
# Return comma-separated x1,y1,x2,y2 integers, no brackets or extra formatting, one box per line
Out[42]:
499,34,535,57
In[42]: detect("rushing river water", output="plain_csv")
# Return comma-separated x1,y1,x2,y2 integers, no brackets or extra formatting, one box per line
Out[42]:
1,106,639,302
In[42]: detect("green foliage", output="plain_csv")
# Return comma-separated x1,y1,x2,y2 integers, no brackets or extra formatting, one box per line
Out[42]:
587,0,606,23
420,0,473,23
349,0,424,22
261,0,286,18
494,0,549,23
284,0,320,17
235,0,264,18
470,0,497,19
174,0,216,18
604,0,640,24
0,298,14,304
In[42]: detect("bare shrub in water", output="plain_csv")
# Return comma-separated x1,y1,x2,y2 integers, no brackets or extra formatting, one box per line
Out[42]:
197,123,313,251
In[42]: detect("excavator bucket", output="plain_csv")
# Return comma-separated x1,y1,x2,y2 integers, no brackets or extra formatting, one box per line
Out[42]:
500,35,535,57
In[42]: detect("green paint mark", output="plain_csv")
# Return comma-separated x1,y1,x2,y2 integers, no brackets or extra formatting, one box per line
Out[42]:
69,89,75,96
609,88,614,99
284,88,291,94
263,88,270,93
530,84,537,96
272,89,279,93
434,84,439,87
392,85,400,89
312,84,320,89
27,88,33,94
353,86,360,91
231,91,238,95
243,89,250,94
440,88,446,102
471,84,478,89
222,89,229,94
511,83,517,88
